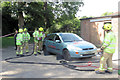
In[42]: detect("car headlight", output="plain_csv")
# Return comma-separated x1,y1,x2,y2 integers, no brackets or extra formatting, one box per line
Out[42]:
93,45,97,49
67,45,82,51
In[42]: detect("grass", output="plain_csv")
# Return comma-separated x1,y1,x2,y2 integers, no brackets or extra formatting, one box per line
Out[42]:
2,36,15,48
118,70,120,75
1,36,34,48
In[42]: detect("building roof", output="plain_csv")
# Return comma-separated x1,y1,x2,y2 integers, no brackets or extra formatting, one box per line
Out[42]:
80,12,120,21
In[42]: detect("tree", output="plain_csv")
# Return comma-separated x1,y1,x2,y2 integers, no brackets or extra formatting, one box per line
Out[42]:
48,2,84,33
2,2,18,35
2,1,55,34
2,1,84,35
101,12,113,16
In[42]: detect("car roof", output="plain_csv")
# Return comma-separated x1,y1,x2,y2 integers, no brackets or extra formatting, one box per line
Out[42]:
50,33,75,35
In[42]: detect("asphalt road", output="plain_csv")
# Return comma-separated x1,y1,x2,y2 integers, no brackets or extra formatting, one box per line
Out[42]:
1,44,119,78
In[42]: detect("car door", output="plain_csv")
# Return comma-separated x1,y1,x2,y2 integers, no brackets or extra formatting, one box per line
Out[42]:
53,35,63,54
46,34,56,53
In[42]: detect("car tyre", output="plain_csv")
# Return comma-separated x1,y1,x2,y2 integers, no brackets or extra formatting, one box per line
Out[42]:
43,46,50,56
63,50,71,61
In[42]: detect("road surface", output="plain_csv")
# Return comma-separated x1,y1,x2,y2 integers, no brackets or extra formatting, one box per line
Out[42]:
1,44,119,78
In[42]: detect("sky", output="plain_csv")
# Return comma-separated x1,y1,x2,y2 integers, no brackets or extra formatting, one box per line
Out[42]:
76,0,120,17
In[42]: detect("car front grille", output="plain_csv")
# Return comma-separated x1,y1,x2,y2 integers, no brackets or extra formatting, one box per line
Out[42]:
83,48,94,50
82,53,95,56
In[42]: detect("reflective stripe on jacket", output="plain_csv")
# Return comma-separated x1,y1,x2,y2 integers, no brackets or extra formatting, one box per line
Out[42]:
33,31,43,42
16,33,23,45
102,31,116,54
42,33,45,41
23,32,30,41
33,31,39,37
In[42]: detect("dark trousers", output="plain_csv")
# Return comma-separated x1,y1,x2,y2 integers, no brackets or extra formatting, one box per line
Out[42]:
15,37,17,50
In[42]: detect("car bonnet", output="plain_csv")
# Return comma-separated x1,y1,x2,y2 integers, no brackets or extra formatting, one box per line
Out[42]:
65,41,95,49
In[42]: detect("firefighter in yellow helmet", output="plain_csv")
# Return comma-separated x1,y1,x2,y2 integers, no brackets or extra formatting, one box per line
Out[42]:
41,28,45,51
33,27,43,56
95,23,116,74
23,28,30,53
16,28,24,56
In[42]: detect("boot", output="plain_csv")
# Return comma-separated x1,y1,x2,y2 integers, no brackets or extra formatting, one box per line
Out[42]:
95,71,105,74
105,70,112,74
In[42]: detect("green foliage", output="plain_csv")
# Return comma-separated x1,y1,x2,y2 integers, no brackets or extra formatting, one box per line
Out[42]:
2,36,34,48
48,18,81,35
2,37,15,48
2,1,84,37
60,18,81,35
24,2,54,30
118,70,120,75
80,16,94,19
1,2,12,15
2,2,18,35
101,12,113,16
47,2,83,35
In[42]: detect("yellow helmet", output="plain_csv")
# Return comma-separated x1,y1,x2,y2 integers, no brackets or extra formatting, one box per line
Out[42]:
19,29,23,33
24,28,27,31
39,27,44,31
103,24,112,30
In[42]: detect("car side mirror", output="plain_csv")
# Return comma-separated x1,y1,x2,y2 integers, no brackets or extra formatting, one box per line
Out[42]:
56,40,61,43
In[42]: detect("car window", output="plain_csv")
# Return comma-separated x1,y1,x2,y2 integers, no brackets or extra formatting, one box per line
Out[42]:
54,35,61,41
46,34,56,41
59,33,83,42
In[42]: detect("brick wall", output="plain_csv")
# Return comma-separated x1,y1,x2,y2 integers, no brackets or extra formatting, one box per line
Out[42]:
80,20,91,42
112,17,119,60
81,20,104,47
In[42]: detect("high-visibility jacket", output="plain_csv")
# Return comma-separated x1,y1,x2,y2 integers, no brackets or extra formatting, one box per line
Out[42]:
42,33,45,41
23,32,30,42
33,30,38,37
16,33,23,45
102,31,116,54
33,31,43,43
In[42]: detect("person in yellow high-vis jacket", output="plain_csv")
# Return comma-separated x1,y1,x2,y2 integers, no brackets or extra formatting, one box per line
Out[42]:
33,27,43,56
16,28,24,56
95,23,116,74
23,28,30,53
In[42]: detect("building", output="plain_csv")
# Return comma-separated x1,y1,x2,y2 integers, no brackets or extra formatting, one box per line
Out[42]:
80,12,120,60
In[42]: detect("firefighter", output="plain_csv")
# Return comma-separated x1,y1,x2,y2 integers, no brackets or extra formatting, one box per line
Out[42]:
14,29,18,50
95,23,116,74
23,28,30,53
38,27,44,52
41,29,45,51
33,27,43,56
16,28,24,56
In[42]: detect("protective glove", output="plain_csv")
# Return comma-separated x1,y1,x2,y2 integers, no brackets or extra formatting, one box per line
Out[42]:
97,48,103,56
97,48,102,52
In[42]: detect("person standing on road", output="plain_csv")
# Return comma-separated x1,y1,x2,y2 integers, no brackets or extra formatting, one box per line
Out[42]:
23,28,30,53
16,28,24,56
33,27,43,56
37,27,44,53
33,28,38,56
41,29,45,51
14,29,18,50
95,23,116,74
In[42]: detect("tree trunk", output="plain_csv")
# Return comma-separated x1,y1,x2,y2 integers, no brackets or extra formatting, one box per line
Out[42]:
18,2,24,28
44,2,47,30
18,11,24,28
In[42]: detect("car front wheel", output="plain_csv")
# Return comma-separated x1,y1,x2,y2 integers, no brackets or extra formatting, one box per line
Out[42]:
63,49,71,61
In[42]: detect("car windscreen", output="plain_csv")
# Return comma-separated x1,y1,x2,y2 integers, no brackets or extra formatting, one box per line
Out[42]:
59,33,83,42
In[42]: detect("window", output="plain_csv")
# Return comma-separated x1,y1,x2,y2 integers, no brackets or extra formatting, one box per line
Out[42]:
55,35,61,41
59,33,83,42
46,34,55,41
